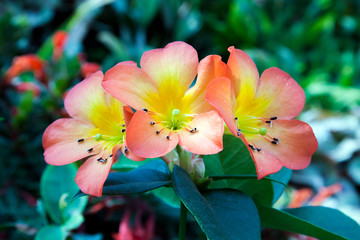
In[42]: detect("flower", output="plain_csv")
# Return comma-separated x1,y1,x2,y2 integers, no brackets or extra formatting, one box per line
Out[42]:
206,47,318,179
52,31,68,61
102,42,226,158
42,70,143,197
4,54,47,85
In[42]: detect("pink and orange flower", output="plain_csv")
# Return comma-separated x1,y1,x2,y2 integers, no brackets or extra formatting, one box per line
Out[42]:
42,71,143,197
102,42,226,158
206,47,318,179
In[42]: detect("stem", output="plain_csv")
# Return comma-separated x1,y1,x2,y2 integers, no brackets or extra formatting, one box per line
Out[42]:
160,155,171,164
178,202,187,240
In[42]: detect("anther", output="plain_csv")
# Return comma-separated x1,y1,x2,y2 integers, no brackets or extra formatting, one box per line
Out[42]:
256,148,262,151
236,128,241,132
108,154,113,158
96,157,102,161
150,121,155,125
122,124,126,127
234,117,238,120
143,108,148,113
265,120,271,124
271,141,278,145
121,129,126,133
87,148,93,153
124,146,129,154
156,130,160,134
270,117,278,120
273,137,280,142
248,144,256,151
166,135,170,140
77,139,84,143
97,157,107,163
190,127,197,133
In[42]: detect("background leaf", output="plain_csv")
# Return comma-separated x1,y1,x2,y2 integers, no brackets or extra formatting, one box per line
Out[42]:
40,164,87,224
258,206,360,240
35,225,67,240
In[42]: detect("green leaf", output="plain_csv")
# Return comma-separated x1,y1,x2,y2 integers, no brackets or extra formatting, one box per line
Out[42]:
40,164,87,224
258,206,360,240
73,159,171,199
204,135,291,206
172,165,261,240
35,225,67,240
151,186,181,208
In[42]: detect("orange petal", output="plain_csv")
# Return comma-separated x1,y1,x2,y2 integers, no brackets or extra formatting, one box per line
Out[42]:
255,67,305,119
42,119,99,165
184,55,230,114
206,77,237,136
102,63,158,111
227,46,259,99
140,41,198,94
64,71,108,123
126,111,179,158
123,106,134,127
248,120,318,177
75,154,114,197
121,139,146,161
178,111,224,155
239,133,283,179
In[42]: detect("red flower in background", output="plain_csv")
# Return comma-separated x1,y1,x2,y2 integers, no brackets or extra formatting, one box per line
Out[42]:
4,54,47,86
52,31,68,61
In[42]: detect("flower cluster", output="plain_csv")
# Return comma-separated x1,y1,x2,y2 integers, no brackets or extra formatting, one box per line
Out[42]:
42,41,318,196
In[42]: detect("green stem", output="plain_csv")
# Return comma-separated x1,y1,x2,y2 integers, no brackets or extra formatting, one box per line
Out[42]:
178,202,187,240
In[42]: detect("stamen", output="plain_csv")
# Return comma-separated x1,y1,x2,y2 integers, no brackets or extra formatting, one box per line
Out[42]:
273,137,280,142
155,127,165,135
143,108,148,113
234,117,238,120
265,120,271,123
121,129,126,133
236,129,241,137
97,157,107,164
271,140,278,145
87,148,94,153
150,121,155,125
122,124,125,127
166,135,170,140
108,154,113,158
256,148,262,151
77,139,84,143
270,116,278,120
189,127,197,133
248,144,256,151
123,146,129,155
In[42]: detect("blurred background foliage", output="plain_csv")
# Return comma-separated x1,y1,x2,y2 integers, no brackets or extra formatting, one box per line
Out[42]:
0,0,359,239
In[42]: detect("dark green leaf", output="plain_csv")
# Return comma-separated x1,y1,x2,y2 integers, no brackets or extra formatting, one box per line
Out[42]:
73,159,171,200
173,165,261,240
258,206,360,240
204,135,291,206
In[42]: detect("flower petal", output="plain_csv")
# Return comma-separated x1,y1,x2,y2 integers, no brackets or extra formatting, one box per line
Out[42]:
227,46,259,99
184,55,230,114
247,119,318,178
206,77,237,136
255,67,305,119
102,63,158,111
75,154,113,197
178,111,224,154
43,119,99,165
121,139,146,161
140,41,198,94
64,71,106,123
238,133,283,179
123,106,134,127
126,110,179,158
